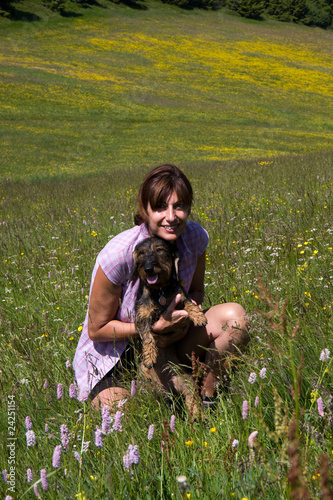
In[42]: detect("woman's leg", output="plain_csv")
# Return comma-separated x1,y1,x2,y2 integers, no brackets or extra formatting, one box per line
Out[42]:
91,386,129,409
90,344,135,409
177,302,250,397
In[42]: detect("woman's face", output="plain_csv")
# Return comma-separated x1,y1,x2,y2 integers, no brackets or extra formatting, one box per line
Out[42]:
147,191,190,242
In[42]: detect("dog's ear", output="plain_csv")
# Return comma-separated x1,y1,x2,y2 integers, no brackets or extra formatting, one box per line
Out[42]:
130,249,139,282
172,248,180,281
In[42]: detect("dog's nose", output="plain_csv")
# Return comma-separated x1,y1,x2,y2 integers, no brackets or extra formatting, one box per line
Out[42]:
144,265,154,274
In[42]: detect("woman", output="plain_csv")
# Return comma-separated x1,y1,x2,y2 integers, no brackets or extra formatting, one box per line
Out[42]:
73,164,249,407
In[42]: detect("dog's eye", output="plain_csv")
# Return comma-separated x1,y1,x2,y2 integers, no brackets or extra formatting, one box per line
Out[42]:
156,247,164,253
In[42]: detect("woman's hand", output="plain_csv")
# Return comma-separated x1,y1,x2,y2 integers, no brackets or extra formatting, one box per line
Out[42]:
155,326,190,348
152,294,190,347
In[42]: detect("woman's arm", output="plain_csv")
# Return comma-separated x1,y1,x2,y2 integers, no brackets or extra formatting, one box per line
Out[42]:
87,266,137,342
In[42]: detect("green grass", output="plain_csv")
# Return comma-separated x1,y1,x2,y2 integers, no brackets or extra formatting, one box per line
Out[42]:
1,152,333,498
1,3,333,498
0,0,333,181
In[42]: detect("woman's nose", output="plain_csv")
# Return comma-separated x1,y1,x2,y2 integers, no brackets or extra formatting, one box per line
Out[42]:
166,205,175,220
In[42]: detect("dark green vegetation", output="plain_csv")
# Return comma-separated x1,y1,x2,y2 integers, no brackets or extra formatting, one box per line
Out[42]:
1,0,333,28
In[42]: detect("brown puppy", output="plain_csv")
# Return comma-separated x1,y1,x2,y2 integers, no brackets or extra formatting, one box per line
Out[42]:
131,236,207,409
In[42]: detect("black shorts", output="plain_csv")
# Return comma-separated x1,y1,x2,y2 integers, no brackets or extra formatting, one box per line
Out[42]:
89,343,138,401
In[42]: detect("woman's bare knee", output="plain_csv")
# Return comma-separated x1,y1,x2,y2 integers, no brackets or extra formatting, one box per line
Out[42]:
91,387,128,409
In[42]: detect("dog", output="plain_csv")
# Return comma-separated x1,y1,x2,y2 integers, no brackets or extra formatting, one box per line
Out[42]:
131,236,207,410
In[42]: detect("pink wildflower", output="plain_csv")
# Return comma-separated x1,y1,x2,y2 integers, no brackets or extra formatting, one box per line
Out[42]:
123,452,131,472
259,367,267,379
57,383,63,399
69,383,76,399
25,416,33,430
27,468,33,483
248,430,258,448
248,372,257,384
26,430,36,447
101,405,111,434
131,380,136,397
148,424,154,441
52,445,62,468
242,400,248,420
317,397,324,417
320,349,330,362
33,483,41,498
123,444,140,472
112,411,122,432
129,444,140,464
40,469,48,491
2,470,7,483
95,426,103,447
170,414,176,433
255,396,259,407
232,439,239,448
60,424,69,450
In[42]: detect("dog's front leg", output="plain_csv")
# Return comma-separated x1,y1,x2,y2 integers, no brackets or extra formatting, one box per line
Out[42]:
182,297,207,327
135,299,160,368
136,321,158,368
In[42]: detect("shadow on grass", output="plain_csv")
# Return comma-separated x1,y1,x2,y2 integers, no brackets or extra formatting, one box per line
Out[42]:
108,0,148,10
79,0,106,8
59,9,83,17
2,7,42,21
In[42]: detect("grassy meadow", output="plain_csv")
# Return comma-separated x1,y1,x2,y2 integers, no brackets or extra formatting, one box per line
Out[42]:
1,1,333,499
0,0,333,182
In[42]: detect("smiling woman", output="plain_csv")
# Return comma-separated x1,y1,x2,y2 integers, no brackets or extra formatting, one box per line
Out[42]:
73,164,250,408
146,192,189,240
135,164,192,241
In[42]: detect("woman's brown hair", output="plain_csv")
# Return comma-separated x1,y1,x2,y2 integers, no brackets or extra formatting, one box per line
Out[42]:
134,164,193,225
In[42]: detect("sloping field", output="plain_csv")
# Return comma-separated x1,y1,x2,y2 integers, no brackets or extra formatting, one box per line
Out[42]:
0,1,332,181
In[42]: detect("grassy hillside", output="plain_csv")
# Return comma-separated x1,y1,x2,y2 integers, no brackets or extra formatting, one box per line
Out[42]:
0,0,332,181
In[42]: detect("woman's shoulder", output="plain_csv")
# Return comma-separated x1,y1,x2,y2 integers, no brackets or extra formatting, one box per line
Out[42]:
97,224,148,284
181,221,209,253
185,220,209,239
101,224,148,256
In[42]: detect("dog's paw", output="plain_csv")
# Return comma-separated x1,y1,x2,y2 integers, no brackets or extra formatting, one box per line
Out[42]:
185,305,207,327
192,311,208,327
142,339,158,369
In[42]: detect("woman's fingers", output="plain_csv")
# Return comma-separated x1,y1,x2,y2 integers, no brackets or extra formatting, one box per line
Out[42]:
166,293,182,311
155,325,189,347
